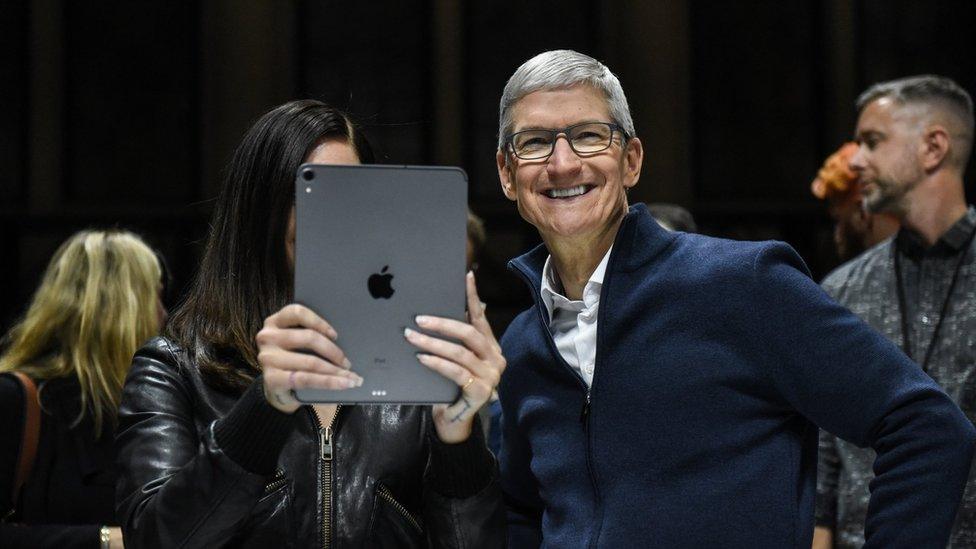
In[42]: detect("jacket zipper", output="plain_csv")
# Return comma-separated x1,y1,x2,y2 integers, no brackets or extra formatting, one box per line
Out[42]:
510,261,604,547
580,391,591,425
312,406,342,549
263,468,287,494
376,483,424,534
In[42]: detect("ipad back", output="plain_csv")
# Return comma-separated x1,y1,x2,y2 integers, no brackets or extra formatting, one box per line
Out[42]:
293,164,466,404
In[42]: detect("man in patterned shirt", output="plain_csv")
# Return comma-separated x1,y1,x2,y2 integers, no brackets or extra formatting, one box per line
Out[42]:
815,75,976,548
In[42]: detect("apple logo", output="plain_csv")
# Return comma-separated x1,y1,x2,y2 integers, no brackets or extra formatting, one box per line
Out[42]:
367,265,395,299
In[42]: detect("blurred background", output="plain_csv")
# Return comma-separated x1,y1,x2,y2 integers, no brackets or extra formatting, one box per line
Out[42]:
2,0,974,334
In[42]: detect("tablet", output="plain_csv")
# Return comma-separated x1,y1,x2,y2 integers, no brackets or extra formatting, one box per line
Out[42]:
293,164,467,404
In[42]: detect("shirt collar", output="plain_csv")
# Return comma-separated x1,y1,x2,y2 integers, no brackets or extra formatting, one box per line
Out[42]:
941,206,976,251
896,206,976,258
540,246,612,322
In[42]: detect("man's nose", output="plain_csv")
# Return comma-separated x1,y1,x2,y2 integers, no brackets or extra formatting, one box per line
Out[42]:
849,145,867,172
546,136,582,176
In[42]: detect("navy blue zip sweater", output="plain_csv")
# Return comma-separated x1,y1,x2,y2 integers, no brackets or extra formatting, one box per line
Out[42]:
499,203,976,548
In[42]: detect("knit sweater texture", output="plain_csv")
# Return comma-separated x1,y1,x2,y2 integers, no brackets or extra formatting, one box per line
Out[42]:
498,203,976,548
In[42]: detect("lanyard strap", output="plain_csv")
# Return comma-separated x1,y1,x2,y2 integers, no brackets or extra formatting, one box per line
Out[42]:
893,224,976,371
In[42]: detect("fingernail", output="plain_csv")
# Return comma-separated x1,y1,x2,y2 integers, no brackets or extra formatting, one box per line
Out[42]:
416,352,430,363
355,376,364,387
467,271,474,279
404,327,416,338
342,358,352,369
480,301,487,311
345,378,358,388
415,315,431,326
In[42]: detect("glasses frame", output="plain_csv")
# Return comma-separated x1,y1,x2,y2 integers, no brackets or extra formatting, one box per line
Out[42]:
504,122,629,160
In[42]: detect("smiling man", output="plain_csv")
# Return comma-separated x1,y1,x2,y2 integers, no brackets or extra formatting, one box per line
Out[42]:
815,75,976,549
494,50,976,548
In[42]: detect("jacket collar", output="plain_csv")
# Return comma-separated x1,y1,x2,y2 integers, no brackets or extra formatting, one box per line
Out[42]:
508,203,677,294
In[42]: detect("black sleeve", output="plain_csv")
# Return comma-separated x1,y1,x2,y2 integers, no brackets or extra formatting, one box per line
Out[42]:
0,374,25,517
115,340,298,549
423,413,506,548
0,523,100,549
0,375,106,548
426,414,495,498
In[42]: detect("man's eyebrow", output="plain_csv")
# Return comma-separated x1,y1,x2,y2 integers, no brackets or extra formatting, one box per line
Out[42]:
514,120,609,132
854,129,884,141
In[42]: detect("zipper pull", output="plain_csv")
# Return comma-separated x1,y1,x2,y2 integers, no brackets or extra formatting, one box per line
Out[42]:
579,391,591,425
320,426,333,461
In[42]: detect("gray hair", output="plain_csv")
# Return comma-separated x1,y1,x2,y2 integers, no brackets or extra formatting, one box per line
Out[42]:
857,75,974,138
497,50,635,150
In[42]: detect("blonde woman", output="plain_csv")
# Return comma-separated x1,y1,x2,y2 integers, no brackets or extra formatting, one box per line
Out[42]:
0,229,164,549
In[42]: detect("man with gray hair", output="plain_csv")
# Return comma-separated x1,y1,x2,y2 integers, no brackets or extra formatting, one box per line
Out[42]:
495,51,974,548
815,75,976,548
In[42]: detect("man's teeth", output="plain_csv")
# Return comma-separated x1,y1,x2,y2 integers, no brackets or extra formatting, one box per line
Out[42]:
547,185,588,198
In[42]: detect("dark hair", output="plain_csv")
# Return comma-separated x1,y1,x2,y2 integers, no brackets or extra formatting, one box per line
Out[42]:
466,209,486,256
167,100,373,393
647,203,698,233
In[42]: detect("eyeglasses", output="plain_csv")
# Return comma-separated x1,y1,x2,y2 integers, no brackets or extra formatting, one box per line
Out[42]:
505,122,628,160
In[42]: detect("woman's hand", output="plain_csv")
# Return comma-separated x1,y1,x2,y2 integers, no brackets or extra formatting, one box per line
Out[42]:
404,272,506,443
256,304,364,413
108,527,124,548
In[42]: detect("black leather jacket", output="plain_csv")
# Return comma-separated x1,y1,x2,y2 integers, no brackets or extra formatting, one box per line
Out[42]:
116,337,504,548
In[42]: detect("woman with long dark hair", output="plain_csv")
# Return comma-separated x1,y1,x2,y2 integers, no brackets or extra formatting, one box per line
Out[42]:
1,229,164,549
115,100,505,548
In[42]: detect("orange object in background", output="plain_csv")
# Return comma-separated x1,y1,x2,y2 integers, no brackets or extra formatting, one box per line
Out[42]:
811,142,899,262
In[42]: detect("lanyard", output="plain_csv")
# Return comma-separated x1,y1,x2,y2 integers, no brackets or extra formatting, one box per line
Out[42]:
893,224,976,371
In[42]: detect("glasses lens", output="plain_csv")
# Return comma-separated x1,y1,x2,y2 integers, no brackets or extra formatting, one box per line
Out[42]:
569,123,614,153
512,130,554,159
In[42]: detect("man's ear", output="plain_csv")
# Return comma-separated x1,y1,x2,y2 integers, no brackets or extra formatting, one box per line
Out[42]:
623,137,644,190
497,149,518,201
921,125,950,171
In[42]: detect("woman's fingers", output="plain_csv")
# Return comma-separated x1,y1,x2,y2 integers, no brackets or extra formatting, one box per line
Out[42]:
256,327,350,370
264,303,338,339
416,353,492,402
265,366,361,392
403,326,495,381
257,303,361,413
464,272,494,337
258,348,361,383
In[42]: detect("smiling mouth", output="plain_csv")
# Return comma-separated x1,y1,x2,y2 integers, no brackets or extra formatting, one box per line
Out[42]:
545,185,593,199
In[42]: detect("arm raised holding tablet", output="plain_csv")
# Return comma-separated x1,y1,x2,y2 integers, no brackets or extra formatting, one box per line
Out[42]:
116,100,504,548
405,271,505,442
259,271,505,443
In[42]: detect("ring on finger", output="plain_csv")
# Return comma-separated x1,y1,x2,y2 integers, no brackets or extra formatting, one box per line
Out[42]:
462,377,475,391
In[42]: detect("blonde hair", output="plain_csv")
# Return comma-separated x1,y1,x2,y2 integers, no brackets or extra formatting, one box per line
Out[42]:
0,229,162,436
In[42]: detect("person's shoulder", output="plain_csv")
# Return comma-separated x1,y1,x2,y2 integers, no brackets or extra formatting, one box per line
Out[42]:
0,371,22,392
0,372,24,411
663,232,804,280
130,336,194,381
673,232,786,259
821,239,892,295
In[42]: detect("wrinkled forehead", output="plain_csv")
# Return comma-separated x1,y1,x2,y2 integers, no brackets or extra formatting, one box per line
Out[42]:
508,84,613,132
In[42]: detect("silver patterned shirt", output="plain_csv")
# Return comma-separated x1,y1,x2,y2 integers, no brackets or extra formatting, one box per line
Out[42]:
816,206,976,548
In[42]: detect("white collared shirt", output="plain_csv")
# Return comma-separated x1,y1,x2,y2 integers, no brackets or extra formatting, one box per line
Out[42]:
539,247,612,388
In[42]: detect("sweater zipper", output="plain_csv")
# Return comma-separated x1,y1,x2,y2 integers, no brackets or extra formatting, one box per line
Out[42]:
511,260,605,547
580,391,591,425
312,406,342,549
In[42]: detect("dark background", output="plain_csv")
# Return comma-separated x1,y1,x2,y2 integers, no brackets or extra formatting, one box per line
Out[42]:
2,0,975,335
